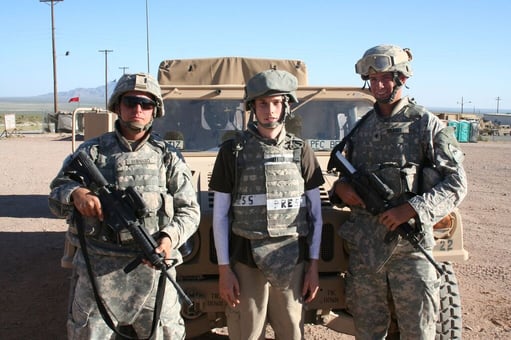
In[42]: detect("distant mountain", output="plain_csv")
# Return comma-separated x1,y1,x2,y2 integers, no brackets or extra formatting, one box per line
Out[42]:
0,81,117,113
33,81,116,103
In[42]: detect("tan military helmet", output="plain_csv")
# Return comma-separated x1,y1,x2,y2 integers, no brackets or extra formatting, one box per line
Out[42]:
108,73,164,117
355,44,413,80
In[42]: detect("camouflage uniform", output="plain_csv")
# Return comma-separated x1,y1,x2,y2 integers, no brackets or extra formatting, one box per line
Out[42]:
49,122,200,339
337,97,467,339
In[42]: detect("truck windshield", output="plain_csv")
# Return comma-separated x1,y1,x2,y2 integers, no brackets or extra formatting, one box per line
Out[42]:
153,100,245,151
152,99,372,152
289,100,372,151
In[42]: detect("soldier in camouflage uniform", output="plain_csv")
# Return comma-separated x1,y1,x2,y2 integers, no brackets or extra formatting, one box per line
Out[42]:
328,45,468,339
49,73,200,339
209,69,325,340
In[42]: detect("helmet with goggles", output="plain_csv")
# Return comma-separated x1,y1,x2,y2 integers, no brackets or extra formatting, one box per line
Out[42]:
355,44,413,80
108,73,165,118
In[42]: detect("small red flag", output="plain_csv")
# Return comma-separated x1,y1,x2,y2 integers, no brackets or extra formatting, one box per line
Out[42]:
68,96,80,103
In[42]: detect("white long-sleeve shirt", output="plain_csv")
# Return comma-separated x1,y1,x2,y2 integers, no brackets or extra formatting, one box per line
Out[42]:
213,188,323,265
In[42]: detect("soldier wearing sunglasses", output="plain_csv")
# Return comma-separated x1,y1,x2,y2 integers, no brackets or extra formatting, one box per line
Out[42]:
49,73,200,339
329,45,467,339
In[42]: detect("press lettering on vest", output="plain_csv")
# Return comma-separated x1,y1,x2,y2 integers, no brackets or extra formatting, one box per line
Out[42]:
267,196,305,211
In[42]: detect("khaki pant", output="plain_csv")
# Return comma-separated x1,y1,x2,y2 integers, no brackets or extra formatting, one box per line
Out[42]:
226,262,305,340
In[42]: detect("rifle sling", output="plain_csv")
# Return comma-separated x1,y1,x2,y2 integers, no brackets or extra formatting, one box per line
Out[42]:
74,211,166,340
337,110,374,156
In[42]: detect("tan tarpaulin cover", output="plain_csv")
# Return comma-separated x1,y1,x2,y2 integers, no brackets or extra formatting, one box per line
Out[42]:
158,57,307,86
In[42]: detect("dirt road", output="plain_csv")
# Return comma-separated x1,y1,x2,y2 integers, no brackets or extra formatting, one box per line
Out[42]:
0,134,509,339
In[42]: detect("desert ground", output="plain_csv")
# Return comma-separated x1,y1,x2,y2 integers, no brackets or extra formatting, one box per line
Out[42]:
0,133,510,339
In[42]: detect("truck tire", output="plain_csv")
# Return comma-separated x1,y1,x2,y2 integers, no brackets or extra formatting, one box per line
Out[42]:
387,262,462,340
436,262,462,340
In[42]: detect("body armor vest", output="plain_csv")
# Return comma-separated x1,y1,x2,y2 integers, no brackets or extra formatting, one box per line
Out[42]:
350,104,428,203
231,134,309,239
80,133,173,245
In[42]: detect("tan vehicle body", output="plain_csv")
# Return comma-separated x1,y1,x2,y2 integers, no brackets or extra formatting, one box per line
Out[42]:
71,57,468,338
497,124,511,136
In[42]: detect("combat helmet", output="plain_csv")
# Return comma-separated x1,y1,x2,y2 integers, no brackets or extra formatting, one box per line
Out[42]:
108,73,164,118
244,69,298,128
355,44,413,80
244,69,299,105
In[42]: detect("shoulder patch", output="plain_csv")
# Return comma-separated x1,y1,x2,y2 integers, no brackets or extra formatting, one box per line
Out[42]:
435,127,464,164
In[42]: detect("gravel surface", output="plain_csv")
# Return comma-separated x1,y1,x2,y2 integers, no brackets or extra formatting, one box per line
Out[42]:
0,133,510,339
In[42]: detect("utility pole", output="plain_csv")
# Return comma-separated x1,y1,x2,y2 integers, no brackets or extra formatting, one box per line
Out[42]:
40,0,64,114
458,96,471,115
99,49,113,109
119,66,129,75
496,96,502,113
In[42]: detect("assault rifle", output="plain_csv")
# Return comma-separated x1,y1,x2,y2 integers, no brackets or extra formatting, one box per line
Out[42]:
67,149,193,307
329,150,444,275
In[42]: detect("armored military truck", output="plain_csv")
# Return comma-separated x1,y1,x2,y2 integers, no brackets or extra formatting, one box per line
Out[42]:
152,57,467,339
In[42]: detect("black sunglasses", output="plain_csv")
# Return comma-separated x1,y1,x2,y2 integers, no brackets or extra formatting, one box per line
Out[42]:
121,96,156,110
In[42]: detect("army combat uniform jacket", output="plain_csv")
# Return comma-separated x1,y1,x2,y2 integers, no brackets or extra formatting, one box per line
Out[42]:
49,124,200,338
337,96,467,271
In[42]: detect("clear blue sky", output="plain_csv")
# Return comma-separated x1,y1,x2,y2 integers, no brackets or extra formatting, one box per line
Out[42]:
1,0,509,112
